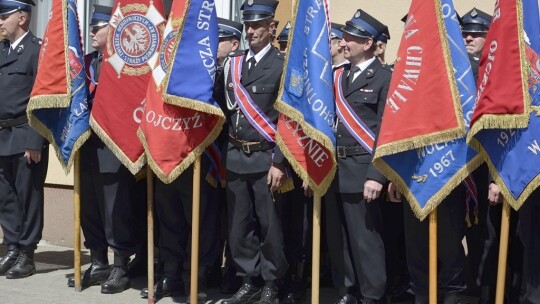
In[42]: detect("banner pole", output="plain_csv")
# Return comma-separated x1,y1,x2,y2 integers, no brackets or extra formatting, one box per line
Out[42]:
190,156,202,304
73,151,82,292
147,170,155,304
495,201,511,304
429,208,437,304
311,194,322,304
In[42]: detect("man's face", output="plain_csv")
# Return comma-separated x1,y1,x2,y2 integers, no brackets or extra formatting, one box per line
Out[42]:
330,38,341,58
217,37,238,62
462,31,486,57
244,19,274,51
90,25,109,52
339,32,373,63
0,11,23,42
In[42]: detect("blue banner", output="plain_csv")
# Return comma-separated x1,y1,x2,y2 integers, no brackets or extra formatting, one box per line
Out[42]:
162,0,221,113
473,0,540,209
31,0,90,173
380,0,481,220
274,0,337,195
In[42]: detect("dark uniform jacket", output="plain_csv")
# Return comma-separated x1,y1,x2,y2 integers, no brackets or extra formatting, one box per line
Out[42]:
333,59,391,193
81,51,124,173
222,46,285,174
0,32,47,156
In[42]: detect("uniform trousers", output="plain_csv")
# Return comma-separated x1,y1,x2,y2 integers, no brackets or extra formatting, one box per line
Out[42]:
403,186,466,301
325,191,386,300
518,189,540,304
226,170,288,281
154,165,220,268
0,150,48,249
80,161,136,257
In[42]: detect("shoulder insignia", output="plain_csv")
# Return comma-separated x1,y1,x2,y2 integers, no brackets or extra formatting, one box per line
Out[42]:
32,37,42,45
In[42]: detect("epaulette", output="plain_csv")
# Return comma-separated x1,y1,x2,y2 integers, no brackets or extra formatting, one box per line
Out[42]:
275,51,284,61
382,63,394,72
31,37,42,45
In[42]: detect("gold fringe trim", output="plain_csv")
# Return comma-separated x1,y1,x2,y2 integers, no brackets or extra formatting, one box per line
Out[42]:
137,116,224,184
373,152,484,221
28,94,71,110
517,0,532,119
162,95,225,118
468,136,539,211
89,117,146,175
435,0,466,135
27,110,91,175
374,126,465,159
206,174,218,188
277,177,294,193
276,133,337,196
466,113,530,143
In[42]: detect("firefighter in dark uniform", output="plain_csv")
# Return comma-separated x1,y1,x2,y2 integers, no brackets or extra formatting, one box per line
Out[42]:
276,21,289,54
325,9,391,304
214,17,245,295
462,8,523,304
65,5,137,294
0,0,48,279
219,1,288,303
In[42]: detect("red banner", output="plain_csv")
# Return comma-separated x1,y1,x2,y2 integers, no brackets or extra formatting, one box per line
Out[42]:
277,115,335,192
468,0,529,137
137,0,223,183
90,0,166,174
374,0,463,157
30,0,66,99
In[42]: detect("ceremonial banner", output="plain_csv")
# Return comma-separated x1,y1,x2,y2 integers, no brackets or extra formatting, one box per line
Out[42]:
275,0,336,196
138,0,224,183
90,0,166,174
468,0,530,133
28,0,90,174
373,0,482,220
468,0,540,209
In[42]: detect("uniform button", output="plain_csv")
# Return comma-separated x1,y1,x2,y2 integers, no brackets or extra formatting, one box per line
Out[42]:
238,127,242,131
364,97,367,100
241,115,244,118
338,135,342,138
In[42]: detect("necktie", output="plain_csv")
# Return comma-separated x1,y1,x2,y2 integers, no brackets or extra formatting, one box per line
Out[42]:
347,66,360,86
248,57,257,76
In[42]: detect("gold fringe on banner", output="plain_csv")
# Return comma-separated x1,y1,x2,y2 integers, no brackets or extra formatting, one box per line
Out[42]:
373,153,484,221
467,136,540,211
137,115,224,184
89,117,147,175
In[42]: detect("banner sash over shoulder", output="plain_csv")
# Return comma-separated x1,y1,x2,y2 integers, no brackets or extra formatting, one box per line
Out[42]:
274,0,336,196
90,0,166,175
373,0,481,220
138,0,224,184
28,0,91,174
468,0,540,210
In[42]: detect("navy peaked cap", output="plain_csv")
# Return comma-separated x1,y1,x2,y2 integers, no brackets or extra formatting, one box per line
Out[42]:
218,17,243,40
462,8,491,33
90,4,113,29
277,21,290,42
0,0,35,16
330,22,344,39
342,9,387,41
241,0,279,22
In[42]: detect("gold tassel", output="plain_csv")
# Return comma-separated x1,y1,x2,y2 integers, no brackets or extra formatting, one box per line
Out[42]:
277,177,295,193
205,174,218,189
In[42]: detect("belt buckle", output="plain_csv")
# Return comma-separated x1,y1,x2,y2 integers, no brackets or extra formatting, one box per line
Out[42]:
337,146,346,158
242,142,251,154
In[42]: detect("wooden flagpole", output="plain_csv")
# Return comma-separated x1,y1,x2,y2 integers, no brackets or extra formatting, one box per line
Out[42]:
495,201,511,304
311,194,322,304
429,209,437,304
147,170,155,304
190,156,202,304
73,151,82,292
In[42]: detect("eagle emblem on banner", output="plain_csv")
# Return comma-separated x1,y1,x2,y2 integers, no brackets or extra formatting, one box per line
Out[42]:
107,2,165,77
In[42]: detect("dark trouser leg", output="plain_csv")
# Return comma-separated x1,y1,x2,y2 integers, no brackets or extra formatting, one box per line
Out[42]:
518,190,540,304
325,189,356,291
0,155,24,246
403,186,466,301
227,171,287,281
81,169,108,251
341,193,386,300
